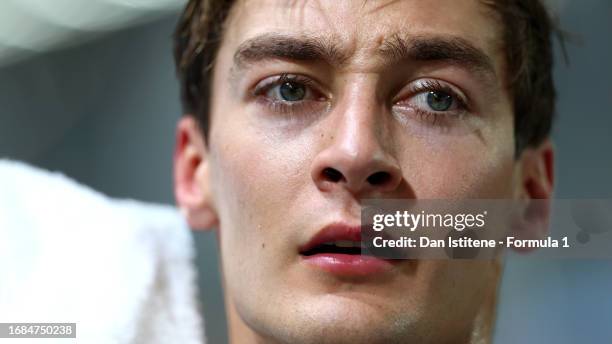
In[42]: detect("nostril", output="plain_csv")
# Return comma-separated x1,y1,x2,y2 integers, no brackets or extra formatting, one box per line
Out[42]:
322,167,344,182
367,171,391,186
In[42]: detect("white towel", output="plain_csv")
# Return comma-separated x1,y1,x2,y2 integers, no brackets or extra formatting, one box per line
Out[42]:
0,159,205,344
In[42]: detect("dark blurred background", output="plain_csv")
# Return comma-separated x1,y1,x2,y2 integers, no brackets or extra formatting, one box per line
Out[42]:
1,1,610,343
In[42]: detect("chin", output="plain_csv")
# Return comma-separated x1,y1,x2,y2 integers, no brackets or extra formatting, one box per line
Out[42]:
255,295,423,344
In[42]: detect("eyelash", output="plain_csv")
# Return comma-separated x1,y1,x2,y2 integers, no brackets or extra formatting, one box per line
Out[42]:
252,73,326,116
397,79,470,127
251,74,470,127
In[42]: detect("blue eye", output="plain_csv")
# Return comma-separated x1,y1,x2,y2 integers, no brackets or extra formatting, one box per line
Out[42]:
403,80,466,115
393,79,469,127
258,74,318,103
278,81,306,101
426,91,453,111
253,74,328,116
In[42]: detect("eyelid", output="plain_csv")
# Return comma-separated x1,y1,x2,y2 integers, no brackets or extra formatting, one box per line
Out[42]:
394,79,470,110
249,73,331,118
251,73,327,101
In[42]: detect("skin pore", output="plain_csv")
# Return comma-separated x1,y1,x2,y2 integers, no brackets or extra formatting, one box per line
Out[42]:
174,1,554,343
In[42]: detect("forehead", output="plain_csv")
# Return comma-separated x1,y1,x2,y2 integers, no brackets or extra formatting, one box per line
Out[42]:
222,0,503,65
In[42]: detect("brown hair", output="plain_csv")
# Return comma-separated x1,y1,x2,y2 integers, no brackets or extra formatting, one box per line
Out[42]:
174,0,561,154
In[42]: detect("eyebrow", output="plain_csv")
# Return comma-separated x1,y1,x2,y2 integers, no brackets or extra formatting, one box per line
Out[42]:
379,33,497,77
232,33,497,82
233,33,349,68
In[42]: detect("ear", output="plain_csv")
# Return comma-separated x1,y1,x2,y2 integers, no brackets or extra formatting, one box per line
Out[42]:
518,139,555,200
174,116,218,230
510,139,555,252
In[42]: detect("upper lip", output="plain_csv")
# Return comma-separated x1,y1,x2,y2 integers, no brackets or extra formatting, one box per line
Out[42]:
299,222,362,254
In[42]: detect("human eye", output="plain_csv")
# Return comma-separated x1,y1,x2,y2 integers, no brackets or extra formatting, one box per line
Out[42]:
252,73,328,116
393,79,470,127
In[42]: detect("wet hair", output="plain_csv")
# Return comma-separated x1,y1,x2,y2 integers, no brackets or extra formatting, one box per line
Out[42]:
173,0,562,154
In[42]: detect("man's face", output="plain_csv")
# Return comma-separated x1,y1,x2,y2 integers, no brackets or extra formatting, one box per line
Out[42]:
188,0,522,343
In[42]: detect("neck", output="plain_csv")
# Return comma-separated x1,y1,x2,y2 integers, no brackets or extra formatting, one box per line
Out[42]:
471,260,502,344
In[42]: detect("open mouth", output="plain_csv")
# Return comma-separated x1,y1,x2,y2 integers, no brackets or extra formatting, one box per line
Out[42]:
299,223,394,276
298,223,363,256
300,240,363,256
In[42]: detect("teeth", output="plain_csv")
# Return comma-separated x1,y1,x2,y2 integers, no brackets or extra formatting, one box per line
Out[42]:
335,240,357,248
322,240,361,248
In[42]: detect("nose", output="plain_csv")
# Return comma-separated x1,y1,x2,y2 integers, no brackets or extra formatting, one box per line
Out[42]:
311,98,402,196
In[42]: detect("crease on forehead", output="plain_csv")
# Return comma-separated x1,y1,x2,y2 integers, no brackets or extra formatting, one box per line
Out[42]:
227,0,503,84
231,32,499,88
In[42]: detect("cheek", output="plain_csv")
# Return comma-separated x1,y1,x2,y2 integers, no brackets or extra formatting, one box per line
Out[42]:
210,131,311,221
399,124,515,198
207,120,316,261
206,129,288,297
417,261,499,324
425,149,513,197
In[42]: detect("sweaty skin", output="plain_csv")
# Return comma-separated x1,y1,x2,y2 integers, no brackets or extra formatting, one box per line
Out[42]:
174,1,555,343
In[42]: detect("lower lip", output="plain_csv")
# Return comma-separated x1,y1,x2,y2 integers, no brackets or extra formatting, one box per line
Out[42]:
301,253,395,276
